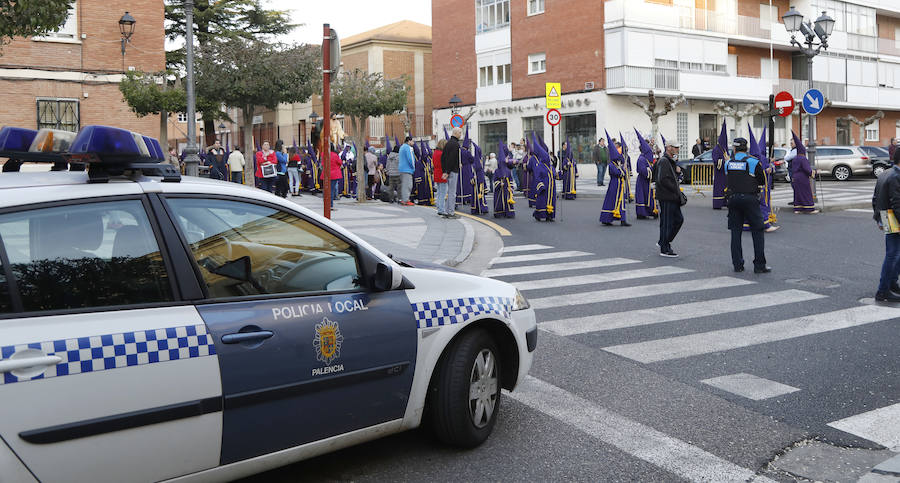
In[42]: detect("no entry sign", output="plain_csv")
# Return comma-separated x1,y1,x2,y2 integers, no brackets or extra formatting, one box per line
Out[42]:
774,91,794,117
546,109,561,126
450,114,465,128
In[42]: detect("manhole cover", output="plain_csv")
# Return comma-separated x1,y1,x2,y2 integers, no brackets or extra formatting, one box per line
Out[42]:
785,277,841,289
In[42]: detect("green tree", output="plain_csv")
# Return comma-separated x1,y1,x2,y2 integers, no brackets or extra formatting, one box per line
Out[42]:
0,0,74,47
330,69,409,202
196,39,320,183
118,71,227,149
165,0,295,145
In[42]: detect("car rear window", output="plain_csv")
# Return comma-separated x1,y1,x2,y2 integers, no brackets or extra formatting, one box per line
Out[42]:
0,200,174,312
0,257,9,313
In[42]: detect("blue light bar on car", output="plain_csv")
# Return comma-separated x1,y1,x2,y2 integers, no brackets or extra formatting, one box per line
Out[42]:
29,129,77,154
0,127,38,155
142,135,165,160
67,125,155,164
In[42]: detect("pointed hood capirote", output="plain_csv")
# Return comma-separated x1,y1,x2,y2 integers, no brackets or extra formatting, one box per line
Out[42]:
463,125,471,149
443,126,450,140
758,126,768,165
531,132,550,164
606,130,624,163
634,128,653,159
565,135,572,159
385,136,392,154
711,119,728,163
660,133,667,149
619,132,628,155
791,130,807,156
748,124,759,159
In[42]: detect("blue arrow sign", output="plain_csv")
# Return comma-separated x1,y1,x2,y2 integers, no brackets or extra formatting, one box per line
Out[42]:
802,88,825,116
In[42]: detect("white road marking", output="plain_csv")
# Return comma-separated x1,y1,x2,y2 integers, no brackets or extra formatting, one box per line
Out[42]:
529,277,754,310
827,403,900,451
540,289,825,336
501,244,554,253
508,376,777,483
490,250,592,265
701,373,801,401
515,266,693,292
844,208,874,213
483,258,640,278
604,304,900,363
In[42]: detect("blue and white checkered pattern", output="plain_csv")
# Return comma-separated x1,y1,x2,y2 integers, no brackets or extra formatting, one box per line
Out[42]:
0,324,216,386
412,297,513,329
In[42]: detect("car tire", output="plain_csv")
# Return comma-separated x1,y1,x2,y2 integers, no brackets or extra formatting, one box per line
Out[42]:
832,165,851,181
428,329,501,448
874,165,886,177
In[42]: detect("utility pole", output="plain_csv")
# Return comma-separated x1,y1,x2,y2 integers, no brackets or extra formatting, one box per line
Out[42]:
183,0,200,177
322,24,332,219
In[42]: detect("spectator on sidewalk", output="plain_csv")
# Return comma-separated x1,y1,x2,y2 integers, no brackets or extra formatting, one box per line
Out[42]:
485,152,498,193
385,143,402,203
254,141,277,193
365,146,378,199
207,141,227,180
228,146,245,184
873,147,900,302
398,136,416,206
433,139,448,216
592,137,609,186
888,137,897,160
327,144,343,210
691,138,703,158
441,128,462,218
287,146,302,195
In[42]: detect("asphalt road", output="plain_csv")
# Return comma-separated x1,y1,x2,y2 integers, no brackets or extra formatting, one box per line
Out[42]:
240,184,898,482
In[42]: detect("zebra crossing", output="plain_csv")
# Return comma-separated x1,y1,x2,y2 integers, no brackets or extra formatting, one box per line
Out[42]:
490,243,900,454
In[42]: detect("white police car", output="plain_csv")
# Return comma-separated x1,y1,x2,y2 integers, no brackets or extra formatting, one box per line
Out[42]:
0,126,537,482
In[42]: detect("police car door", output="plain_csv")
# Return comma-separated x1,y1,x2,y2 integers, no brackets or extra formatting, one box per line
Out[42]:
161,196,417,464
0,195,222,482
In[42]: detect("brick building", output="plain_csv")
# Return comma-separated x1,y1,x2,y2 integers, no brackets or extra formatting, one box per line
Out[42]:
0,0,165,140
433,0,900,165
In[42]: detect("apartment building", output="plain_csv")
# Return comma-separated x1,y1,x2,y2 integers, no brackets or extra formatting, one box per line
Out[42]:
0,0,165,138
432,0,900,161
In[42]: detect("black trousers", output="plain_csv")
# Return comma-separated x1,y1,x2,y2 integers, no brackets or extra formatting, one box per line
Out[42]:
658,200,683,252
727,193,766,269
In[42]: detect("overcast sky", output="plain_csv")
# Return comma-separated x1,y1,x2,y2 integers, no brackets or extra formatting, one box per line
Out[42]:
267,0,432,46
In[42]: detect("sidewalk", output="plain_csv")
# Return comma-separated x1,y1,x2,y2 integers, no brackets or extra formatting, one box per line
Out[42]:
290,194,477,266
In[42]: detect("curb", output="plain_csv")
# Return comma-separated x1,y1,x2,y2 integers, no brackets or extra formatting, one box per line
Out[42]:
448,218,475,267
773,200,871,213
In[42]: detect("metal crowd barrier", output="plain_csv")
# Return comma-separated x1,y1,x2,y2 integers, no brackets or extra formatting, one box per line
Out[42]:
690,162,714,196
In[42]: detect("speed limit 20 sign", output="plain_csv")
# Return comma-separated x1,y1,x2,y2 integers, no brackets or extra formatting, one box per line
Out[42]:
546,109,561,126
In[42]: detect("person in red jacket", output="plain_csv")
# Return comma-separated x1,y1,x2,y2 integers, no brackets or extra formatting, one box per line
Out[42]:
319,143,344,210
254,141,277,193
433,139,448,216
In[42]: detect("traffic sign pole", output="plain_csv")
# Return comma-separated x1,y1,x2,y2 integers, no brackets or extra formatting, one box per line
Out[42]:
802,87,826,212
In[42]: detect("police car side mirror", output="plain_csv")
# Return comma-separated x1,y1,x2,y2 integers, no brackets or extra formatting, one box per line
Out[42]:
374,262,394,292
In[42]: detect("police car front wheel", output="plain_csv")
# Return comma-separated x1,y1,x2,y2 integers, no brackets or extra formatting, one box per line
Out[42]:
428,329,502,448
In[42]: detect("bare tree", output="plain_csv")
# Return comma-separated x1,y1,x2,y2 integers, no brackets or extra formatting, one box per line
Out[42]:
629,90,686,140
838,111,884,144
712,102,768,138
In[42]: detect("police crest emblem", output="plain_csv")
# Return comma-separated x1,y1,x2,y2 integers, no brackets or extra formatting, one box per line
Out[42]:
313,318,343,364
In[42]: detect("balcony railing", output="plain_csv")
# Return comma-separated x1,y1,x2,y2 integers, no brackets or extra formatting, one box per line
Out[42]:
605,0,776,41
847,33,878,53
606,66,679,91
773,79,847,103
879,37,900,57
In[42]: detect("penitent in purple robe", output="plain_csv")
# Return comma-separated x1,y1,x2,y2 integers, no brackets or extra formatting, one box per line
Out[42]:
711,120,728,209
471,143,489,215
493,142,516,218
530,133,556,221
600,130,628,224
633,129,657,218
790,135,815,214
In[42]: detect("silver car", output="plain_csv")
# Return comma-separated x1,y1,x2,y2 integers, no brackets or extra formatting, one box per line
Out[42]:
813,146,872,181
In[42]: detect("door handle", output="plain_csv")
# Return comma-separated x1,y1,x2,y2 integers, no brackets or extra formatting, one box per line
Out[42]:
221,330,274,344
0,355,63,374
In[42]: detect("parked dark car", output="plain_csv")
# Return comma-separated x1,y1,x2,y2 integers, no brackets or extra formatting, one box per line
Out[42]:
677,149,716,184
859,145,892,177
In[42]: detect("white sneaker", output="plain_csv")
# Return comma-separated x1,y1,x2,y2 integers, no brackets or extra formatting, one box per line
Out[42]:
765,225,780,232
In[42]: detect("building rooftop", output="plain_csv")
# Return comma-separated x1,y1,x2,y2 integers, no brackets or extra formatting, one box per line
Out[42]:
341,20,431,48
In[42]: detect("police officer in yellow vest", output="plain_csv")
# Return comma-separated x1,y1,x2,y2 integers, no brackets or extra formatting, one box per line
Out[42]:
725,138,772,274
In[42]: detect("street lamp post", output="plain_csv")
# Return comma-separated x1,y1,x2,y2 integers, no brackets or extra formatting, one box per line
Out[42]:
449,94,462,115
183,0,200,177
118,12,136,72
782,7,835,200
219,122,227,147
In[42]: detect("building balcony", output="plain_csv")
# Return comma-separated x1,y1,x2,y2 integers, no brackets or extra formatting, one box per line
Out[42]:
880,38,900,58
604,0,782,45
772,79,847,104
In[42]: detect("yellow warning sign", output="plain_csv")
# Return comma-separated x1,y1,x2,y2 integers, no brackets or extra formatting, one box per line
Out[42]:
545,82,561,109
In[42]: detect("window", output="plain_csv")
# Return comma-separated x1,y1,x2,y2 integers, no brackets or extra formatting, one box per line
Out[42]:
522,116,543,141
677,112,689,160
760,58,780,79
479,66,494,87
527,0,545,15
811,0,844,32
528,53,546,75
36,99,79,132
496,64,511,84
36,2,78,40
866,120,880,142
476,0,510,33
845,3,875,37
0,200,173,312
177,113,188,123
167,198,360,298
759,4,778,29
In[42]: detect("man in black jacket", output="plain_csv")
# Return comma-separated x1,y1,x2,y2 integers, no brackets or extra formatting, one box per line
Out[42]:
440,128,462,218
655,142,684,257
873,148,900,301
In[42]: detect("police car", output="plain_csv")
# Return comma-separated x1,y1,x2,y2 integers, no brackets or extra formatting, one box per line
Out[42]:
0,126,537,482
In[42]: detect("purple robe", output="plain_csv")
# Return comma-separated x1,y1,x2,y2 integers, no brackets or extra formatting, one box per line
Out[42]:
561,152,577,199
302,151,320,192
791,154,816,212
532,159,556,221
457,149,475,205
493,161,516,218
712,163,727,209
599,161,628,224
471,158,489,215
525,153,538,207
413,153,433,205
635,155,657,218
